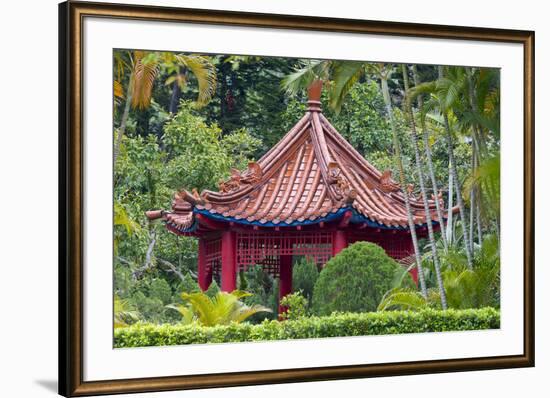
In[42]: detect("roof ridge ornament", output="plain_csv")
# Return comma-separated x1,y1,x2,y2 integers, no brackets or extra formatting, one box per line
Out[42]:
219,161,263,194
307,79,323,112
380,169,400,192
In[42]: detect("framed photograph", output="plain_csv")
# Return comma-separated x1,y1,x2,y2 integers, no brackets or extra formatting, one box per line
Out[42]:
59,1,534,396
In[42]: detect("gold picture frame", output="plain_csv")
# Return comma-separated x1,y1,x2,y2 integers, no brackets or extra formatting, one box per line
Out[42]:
59,1,534,396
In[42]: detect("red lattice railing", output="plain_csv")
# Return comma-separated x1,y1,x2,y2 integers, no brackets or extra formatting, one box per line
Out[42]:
204,230,414,280
236,231,332,276
348,232,413,260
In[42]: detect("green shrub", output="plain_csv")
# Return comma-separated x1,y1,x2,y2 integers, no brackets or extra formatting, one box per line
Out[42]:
312,242,402,315
175,274,200,295
149,278,173,305
114,307,500,347
239,265,279,322
205,280,220,298
280,291,309,320
292,257,319,301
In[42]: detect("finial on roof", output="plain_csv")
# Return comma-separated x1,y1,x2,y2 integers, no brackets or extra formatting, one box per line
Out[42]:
307,79,323,101
307,79,323,112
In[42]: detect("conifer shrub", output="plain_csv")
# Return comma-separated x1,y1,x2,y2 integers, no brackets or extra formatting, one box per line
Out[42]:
312,242,403,315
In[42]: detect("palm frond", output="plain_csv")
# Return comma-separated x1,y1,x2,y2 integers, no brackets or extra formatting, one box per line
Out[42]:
131,51,159,109
177,290,271,326
174,54,217,106
165,304,195,324
463,155,500,199
328,61,365,113
377,288,429,311
232,304,273,323
281,60,328,96
114,80,124,99
114,202,140,235
114,295,140,328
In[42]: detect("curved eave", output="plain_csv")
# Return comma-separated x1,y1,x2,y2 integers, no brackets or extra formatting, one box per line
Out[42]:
165,218,198,235
192,206,445,231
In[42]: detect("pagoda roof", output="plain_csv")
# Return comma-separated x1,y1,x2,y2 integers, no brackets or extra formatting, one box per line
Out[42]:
147,81,450,233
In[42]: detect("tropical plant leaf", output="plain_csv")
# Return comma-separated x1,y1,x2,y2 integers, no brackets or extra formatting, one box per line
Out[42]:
131,51,159,109
329,61,365,113
174,54,217,106
114,202,140,235
281,60,329,96
176,290,271,326
114,80,124,99
114,295,140,328
377,288,429,311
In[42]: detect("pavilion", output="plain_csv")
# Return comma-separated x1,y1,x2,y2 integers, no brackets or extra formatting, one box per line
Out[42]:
146,80,447,311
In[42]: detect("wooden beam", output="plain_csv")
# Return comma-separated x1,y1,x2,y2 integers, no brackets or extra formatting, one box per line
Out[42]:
338,210,353,228
196,213,228,230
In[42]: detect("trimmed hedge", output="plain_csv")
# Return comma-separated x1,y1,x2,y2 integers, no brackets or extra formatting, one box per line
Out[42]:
114,307,500,348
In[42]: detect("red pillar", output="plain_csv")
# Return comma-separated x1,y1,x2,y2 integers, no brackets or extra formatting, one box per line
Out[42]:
332,230,348,257
221,230,237,292
410,267,419,285
278,255,293,314
197,238,212,291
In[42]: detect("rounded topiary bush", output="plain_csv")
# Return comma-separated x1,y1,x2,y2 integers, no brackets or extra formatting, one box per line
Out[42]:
312,241,402,315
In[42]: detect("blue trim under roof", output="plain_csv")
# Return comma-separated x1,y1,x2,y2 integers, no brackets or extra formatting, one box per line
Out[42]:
191,206,441,231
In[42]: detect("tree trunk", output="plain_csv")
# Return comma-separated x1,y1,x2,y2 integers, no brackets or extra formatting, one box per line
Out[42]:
412,65,448,252
446,168,454,244
169,67,183,114
402,64,447,309
169,80,181,114
469,152,476,253
114,74,134,165
442,113,474,269
438,66,474,269
476,190,483,246
380,65,428,298
470,188,475,253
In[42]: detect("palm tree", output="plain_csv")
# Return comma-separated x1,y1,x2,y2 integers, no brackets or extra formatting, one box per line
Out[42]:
113,50,217,163
401,64,447,308
411,65,448,252
167,290,272,326
411,66,474,269
463,67,501,247
377,64,429,298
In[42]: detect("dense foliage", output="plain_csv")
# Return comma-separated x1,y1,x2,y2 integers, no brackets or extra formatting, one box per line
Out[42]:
113,49,501,340
168,290,272,326
279,292,309,320
114,308,500,347
291,257,319,302
312,242,403,315
379,234,500,311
